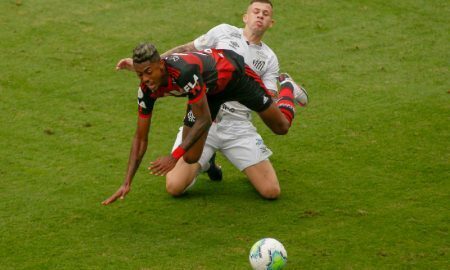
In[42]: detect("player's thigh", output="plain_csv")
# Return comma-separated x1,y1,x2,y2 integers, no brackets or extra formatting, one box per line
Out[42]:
243,160,280,197
243,160,279,187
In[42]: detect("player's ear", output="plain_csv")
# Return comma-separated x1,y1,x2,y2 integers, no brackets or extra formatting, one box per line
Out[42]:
158,59,165,72
268,19,275,29
243,13,248,24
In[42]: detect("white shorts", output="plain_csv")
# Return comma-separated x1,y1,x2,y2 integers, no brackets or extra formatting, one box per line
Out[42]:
172,119,273,172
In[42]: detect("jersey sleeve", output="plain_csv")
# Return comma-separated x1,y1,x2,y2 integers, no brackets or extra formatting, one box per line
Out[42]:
166,54,207,104
178,64,206,104
193,23,229,50
137,85,157,118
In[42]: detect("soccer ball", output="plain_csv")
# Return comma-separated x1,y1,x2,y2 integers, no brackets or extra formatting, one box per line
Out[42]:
249,238,287,270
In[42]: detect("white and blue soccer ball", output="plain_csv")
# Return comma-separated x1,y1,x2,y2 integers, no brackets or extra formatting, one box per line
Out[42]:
249,238,287,270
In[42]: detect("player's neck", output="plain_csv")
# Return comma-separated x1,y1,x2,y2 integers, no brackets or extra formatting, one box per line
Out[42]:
243,28,264,45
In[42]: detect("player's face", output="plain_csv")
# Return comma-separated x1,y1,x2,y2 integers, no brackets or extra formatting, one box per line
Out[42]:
134,60,166,91
243,2,274,36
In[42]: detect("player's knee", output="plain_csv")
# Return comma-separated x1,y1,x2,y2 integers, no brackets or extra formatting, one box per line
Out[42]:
165,178,184,197
259,185,281,200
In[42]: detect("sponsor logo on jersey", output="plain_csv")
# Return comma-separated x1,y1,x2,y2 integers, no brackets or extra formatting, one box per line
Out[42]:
221,103,236,113
183,74,200,92
253,59,266,71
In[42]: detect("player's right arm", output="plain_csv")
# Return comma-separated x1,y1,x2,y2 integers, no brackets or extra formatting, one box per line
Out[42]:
160,41,197,58
103,84,156,205
116,42,198,72
102,115,151,205
160,24,225,57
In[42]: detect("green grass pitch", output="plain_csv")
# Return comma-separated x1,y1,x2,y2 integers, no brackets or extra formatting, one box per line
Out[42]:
0,0,449,269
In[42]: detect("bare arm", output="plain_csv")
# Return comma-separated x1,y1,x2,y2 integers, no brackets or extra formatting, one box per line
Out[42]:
102,116,151,205
178,95,212,152
149,94,211,175
115,42,197,72
160,41,197,58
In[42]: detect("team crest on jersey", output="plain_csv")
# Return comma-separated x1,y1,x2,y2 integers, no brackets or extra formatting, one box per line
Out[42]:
253,59,266,71
168,55,180,62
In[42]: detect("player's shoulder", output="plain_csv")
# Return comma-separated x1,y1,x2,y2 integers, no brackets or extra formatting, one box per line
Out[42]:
214,23,239,31
165,54,184,65
210,23,241,36
165,57,199,86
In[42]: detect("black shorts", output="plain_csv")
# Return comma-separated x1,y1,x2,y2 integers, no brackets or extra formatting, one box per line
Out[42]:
183,71,273,127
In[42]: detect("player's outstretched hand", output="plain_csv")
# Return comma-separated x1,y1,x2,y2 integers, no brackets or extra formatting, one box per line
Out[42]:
115,58,134,71
102,184,130,205
149,155,178,176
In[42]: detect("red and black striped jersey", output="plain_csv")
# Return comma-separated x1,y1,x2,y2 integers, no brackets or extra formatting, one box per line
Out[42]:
137,49,261,118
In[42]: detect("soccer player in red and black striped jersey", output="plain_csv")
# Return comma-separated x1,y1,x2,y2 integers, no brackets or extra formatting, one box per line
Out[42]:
102,42,296,205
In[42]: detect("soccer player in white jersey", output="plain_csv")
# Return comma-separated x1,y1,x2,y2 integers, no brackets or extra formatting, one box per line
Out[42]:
116,0,308,199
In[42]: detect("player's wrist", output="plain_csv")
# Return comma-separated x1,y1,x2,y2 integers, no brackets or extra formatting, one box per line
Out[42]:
171,146,186,160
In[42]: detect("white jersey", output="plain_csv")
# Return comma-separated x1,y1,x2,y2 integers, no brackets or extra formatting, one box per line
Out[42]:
194,23,279,121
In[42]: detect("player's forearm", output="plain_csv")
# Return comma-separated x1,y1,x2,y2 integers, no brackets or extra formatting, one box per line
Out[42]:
179,117,211,152
124,136,148,185
160,41,196,58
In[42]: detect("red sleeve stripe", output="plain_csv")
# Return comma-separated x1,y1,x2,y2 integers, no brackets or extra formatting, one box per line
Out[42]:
188,86,206,104
180,54,204,72
245,65,264,86
244,65,271,96
214,56,235,92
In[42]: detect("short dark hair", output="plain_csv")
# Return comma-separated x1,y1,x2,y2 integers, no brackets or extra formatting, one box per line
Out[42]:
132,42,160,64
249,0,273,8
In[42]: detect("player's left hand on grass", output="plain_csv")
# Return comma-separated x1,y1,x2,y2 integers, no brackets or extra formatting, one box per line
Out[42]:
149,155,178,176
102,183,130,206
